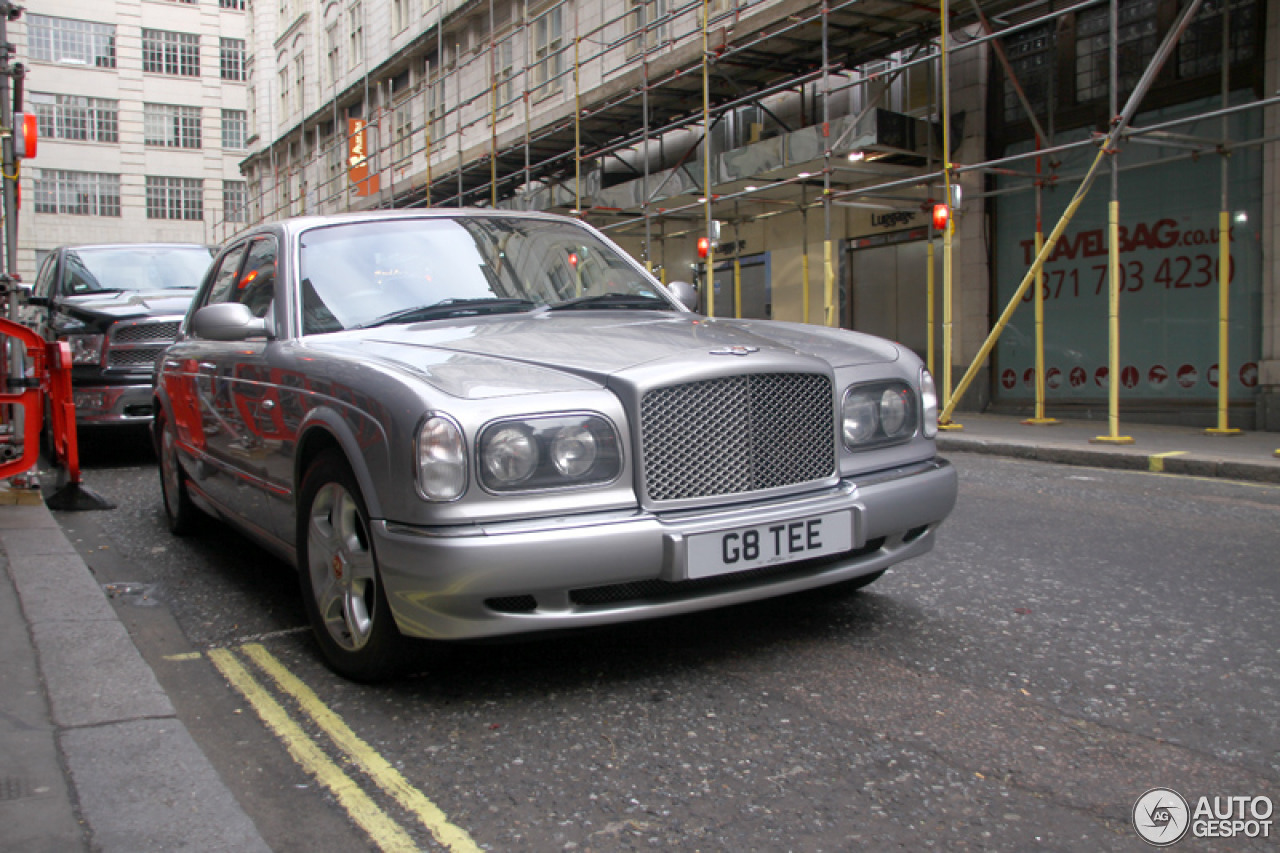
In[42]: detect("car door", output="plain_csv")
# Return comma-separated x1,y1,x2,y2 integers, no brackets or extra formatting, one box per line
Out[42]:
198,236,284,535
162,240,255,516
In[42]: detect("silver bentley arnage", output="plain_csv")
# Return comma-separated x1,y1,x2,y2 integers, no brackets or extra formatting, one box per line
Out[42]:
154,210,957,681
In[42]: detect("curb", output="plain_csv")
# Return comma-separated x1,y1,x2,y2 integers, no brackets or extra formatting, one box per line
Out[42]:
937,437,1280,485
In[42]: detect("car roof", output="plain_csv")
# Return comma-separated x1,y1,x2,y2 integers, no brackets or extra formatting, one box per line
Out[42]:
56,243,212,252
242,208,583,240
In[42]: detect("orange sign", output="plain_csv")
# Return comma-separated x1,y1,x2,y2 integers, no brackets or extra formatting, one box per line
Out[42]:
347,118,381,197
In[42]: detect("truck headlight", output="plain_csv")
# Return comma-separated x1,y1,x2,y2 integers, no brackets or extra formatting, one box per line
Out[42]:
416,414,467,500
59,333,104,366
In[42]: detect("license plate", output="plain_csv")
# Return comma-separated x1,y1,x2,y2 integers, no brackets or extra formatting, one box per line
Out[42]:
686,511,854,580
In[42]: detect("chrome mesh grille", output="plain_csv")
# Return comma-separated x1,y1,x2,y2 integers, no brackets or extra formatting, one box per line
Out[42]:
107,348,164,368
640,372,834,502
112,321,181,343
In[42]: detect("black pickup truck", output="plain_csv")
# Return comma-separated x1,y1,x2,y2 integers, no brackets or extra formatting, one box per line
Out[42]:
20,243,213,427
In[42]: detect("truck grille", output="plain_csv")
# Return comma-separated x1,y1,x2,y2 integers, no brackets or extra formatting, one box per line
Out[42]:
640,372,834,503
113,321,181,343
106,319,181,371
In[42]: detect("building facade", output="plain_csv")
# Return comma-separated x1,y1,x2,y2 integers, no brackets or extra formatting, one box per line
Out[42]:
12,0,250,274
236,0,1278,429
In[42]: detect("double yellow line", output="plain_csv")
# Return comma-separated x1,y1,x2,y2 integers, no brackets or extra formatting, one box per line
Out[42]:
207,643,480,853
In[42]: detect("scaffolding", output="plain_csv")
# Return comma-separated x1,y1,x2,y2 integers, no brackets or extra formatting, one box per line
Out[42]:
233,0,1275,429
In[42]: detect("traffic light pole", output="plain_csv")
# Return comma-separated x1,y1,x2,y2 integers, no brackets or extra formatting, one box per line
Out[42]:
0,2,19,282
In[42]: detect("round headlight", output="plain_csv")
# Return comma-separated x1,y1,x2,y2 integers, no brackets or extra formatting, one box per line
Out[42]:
481,425,537,485
879,387,910,437
417,415,467,500
550,424,597,478
842,390,879,446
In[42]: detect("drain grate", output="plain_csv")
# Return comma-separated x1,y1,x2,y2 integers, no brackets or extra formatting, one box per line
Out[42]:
0,776,50,802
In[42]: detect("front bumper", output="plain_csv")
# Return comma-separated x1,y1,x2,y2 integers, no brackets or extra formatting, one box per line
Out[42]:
374,458,958,640
72,383,155,426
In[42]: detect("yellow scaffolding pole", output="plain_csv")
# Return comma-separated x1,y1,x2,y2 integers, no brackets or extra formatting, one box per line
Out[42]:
702,0,715,318
574,36,582,215
939,145,1108,424
938,0,960,429
1206,0,1239,437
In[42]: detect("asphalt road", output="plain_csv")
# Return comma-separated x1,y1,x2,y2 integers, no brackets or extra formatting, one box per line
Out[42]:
51,430,1280,851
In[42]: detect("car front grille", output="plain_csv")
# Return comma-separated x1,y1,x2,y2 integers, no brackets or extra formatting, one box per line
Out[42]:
640,372,835,503
107,348,165,368
106,319,181,371
113,321,181,343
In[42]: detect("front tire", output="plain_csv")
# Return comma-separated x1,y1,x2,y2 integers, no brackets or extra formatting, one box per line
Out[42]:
297,449,408,682
156,410,202,536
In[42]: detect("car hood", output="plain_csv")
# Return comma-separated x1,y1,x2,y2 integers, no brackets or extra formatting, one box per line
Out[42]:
63,289,197,319
315,311,900,399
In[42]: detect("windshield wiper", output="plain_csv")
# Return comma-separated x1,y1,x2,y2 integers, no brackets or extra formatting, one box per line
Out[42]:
544,293,667,311
69,288,126,296
356,297,536,329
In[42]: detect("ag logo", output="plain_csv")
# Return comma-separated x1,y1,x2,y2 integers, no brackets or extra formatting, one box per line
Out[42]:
1133,788,1190,846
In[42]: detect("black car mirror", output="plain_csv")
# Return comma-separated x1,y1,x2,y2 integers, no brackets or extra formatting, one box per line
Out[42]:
192,302,270,341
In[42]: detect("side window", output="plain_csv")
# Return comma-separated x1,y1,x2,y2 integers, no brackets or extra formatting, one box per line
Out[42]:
235,237,277,319
204,243,249,307
33,252,57,299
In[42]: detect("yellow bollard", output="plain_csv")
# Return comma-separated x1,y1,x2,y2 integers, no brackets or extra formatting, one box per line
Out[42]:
1091,199,1134,444
1206,209,1240,436
1023,228,1059,426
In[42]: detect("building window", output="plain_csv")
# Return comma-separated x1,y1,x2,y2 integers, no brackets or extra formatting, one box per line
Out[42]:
1001,23,1053,124
393,99,413,162
27,15,116,69
145,103,203,149
348,2,364,71
143,29,201,77
220,0,247,9
220,38,247,81
493,33,515,117
222,109,247,149
31,169,121,216
279,67,292,117
294,54,307,116
530,5,564,98
223,181,247,223
146,176,204,220
31,93,119,143
1075,0,1157,103
392,0,407,33
427,68,447,151
1178,0,1258,78
326,22,342,87
627,0,667,57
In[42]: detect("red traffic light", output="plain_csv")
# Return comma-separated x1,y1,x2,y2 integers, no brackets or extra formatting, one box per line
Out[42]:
696,236,710,259
13,113,37,160
931,203,949,231
567,252,578,268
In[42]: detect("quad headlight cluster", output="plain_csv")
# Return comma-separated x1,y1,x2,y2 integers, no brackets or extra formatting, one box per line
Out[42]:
841,370,937,449
416,413,621,500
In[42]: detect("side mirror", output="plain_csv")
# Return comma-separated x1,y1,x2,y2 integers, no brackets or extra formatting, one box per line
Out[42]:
192,302,270,341
22,286,49,308
667,280,698,312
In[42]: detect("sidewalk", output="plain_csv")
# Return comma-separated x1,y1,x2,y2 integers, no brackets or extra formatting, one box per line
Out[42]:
1,413,1276,851
935,412,1280,484
0,498,270,853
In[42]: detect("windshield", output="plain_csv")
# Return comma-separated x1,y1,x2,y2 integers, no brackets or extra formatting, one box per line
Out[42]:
297,216,673,334
62,246,213,295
